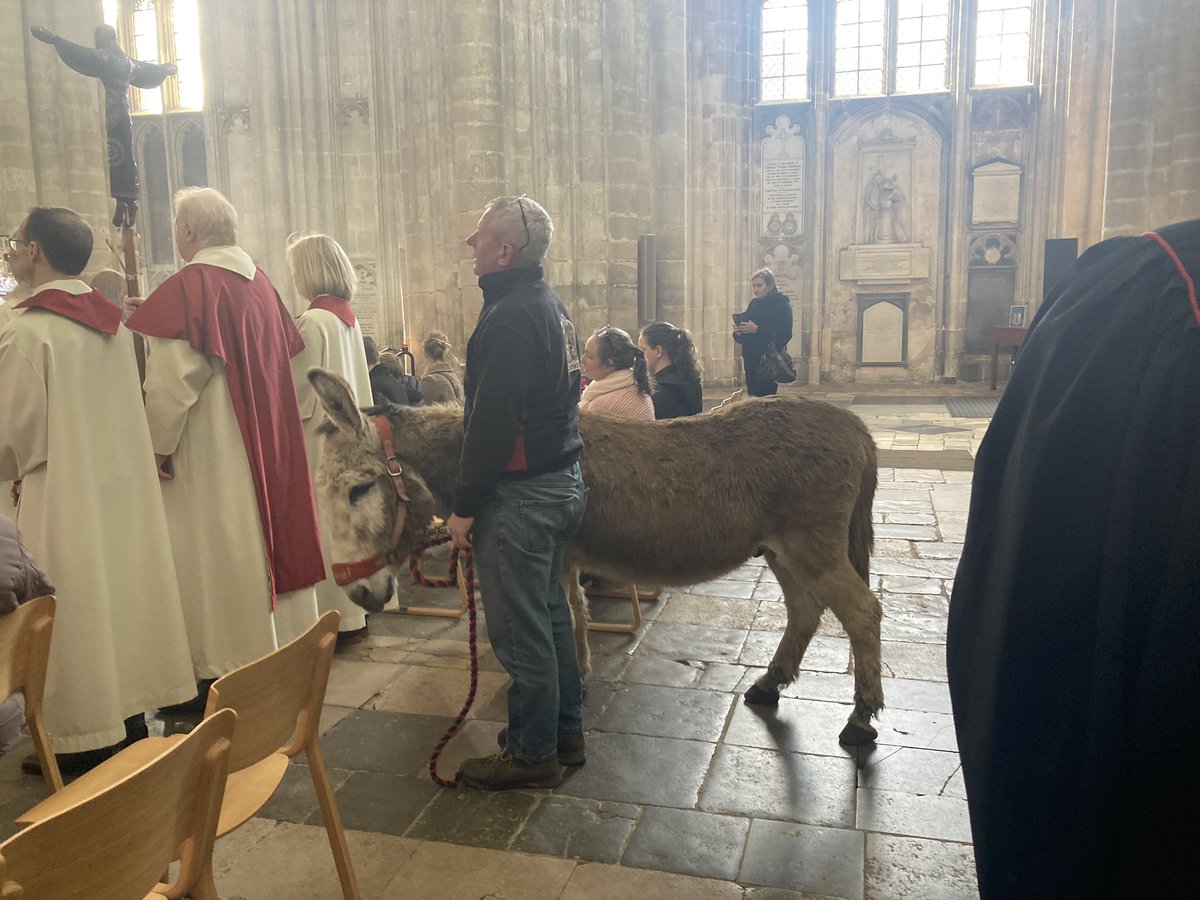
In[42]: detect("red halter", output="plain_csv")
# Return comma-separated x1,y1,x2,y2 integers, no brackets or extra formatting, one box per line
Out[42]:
330,415,411,586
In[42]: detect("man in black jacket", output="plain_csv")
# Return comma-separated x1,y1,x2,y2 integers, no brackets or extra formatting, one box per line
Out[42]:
448,195,587,791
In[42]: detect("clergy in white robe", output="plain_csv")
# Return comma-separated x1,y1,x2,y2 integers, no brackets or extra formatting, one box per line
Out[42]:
0,208,195,753
286,234,374,637
127,189,324,681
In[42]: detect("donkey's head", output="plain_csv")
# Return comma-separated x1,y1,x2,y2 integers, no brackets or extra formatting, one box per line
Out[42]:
308,368,436,613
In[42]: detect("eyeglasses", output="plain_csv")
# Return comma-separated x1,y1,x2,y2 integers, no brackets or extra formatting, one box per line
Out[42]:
515,196,531,256
2,236,29,254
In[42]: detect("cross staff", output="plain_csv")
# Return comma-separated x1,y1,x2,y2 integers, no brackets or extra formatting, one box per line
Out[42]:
31,23,176,374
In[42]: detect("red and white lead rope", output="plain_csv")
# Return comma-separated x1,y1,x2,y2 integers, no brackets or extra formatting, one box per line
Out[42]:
409,537,479,789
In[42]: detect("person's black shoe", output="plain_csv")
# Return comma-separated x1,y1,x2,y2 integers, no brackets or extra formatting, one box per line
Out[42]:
21,745,117,779
158,679,215,716
335,624,369,648
124,712,149,745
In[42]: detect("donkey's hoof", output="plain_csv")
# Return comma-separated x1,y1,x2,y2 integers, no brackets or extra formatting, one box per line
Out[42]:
838,721,878,746
744,684,781,707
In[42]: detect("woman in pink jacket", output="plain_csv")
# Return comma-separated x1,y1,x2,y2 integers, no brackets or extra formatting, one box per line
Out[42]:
579,326,655,420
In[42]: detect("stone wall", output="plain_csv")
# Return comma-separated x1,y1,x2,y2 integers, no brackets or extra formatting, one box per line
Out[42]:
191,0,701,361
1102,0,1200,236
5,0,1198,384
0,0,114,295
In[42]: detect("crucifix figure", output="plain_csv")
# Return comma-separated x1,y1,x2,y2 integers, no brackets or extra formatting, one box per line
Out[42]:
31,24,176,231
32,21,177,353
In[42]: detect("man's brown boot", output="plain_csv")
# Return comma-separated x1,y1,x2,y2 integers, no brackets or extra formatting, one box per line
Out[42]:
457,752,564,790
496,728,586,766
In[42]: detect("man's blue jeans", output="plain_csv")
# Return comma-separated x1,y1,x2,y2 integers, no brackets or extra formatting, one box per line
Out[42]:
472,463,586,763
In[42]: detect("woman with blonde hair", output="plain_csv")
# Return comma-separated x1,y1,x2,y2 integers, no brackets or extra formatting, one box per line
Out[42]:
286,232,373,643
579,326,654,419
420,330,465,405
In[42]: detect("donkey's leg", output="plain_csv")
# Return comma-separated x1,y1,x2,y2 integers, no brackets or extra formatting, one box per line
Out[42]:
819,559,884,746
562,567,592,679
745,552,824,707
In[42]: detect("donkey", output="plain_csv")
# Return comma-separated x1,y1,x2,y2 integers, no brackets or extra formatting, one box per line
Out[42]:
307,369,884,744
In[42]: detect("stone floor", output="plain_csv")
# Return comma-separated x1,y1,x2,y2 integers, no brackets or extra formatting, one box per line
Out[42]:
0,386,990,899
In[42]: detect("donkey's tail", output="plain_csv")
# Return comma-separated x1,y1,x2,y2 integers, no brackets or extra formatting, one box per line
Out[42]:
848,437,877,585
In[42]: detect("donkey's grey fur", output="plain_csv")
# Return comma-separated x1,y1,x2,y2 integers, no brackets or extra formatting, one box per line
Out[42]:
307,369,883,744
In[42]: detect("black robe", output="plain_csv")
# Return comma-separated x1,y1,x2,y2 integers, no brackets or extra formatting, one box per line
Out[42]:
947,219,1200,898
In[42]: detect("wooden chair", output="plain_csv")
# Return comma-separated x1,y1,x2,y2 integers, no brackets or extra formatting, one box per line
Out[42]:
585,582,662,634
0,707,236,900
19,611,360,899
0,594,62,792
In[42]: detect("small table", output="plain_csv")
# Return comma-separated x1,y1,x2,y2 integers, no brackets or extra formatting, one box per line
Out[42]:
990,326,1029,390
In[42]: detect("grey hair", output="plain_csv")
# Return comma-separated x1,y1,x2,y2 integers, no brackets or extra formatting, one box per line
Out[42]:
484,195,553,266
174,187,238,246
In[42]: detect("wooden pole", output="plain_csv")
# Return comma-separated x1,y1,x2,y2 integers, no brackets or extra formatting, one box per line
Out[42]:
122,225,147,384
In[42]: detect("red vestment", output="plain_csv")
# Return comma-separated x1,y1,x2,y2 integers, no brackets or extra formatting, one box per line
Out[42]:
128,264,324,601
309,295,356,327
16,288,122,335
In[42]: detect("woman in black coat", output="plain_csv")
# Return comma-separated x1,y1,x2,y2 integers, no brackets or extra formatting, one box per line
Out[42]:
732,267,793,397
638,321,703,419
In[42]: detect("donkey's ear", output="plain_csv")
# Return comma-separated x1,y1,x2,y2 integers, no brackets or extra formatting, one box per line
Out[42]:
308,368,367,437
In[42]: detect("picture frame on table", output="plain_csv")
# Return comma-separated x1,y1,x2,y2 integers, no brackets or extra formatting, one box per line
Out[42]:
1009,305,1027,327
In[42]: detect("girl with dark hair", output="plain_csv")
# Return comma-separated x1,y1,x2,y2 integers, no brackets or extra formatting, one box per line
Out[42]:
733,267,793,397
638,321,703,418
580,326,654,419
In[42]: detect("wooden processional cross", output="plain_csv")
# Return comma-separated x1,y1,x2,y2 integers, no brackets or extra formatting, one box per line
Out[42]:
32,21,179,374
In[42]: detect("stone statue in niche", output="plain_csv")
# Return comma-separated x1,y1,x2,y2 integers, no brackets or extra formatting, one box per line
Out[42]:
863,172,911,244
31,24,177,228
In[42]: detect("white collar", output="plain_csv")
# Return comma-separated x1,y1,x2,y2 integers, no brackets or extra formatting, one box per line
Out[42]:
186,245,257,280
30,278,92,297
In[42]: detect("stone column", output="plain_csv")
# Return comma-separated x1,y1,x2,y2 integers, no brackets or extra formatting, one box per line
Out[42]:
686,0,755,385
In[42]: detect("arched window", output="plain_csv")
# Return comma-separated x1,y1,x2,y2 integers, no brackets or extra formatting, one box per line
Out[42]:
178,122,208,189
139,125,173,265
760,0,810,102
974,0,1034,86
102,0,207,282
102,0,204,113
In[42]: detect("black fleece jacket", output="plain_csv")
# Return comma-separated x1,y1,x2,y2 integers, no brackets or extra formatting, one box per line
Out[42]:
453,266,583,517
650,364,703,419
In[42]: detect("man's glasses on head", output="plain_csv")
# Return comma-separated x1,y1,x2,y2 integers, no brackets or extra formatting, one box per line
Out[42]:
1,236,29,254
515,196,531,256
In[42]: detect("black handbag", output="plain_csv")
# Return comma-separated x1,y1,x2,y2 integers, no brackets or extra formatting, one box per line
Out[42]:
758,341,797,384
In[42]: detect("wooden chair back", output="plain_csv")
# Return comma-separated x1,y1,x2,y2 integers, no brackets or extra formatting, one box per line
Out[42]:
0,595,62,791
0,707,236,900
204,610,339,772
202,610,359,897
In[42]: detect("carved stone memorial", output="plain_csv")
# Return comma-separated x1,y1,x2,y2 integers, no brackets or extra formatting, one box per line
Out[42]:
971,160,1022,225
